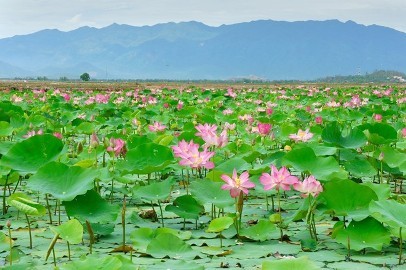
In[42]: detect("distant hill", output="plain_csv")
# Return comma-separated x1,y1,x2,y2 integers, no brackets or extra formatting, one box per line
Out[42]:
315,70,406,83
0,20,406,80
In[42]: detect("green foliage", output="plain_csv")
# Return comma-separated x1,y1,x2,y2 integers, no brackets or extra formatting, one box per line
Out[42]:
80,72,90,81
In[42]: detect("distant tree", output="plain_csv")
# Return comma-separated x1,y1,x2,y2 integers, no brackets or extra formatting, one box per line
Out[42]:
80,72,90,81
59,76,69,82
37,76,48,81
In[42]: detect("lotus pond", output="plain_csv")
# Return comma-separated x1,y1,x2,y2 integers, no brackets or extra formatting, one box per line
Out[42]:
0,82,405,269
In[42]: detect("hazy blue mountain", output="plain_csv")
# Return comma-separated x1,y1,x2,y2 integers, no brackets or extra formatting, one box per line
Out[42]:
0,20,405,80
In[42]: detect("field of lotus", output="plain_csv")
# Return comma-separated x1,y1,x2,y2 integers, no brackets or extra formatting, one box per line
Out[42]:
0,82,405,269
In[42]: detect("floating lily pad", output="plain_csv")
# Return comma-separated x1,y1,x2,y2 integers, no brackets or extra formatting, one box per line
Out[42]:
146,233,197,259
240,219,277,241
262,256,320,270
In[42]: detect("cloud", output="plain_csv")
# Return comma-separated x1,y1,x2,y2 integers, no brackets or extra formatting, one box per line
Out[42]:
67,14,83,24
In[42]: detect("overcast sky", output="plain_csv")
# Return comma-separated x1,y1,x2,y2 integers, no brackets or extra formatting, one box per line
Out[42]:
1,0,405,38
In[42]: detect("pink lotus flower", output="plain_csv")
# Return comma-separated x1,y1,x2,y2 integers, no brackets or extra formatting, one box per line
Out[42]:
293,175,323,197
107,138,126,157
148,121,166,132
195,123,217,138
221,169,255,198
402,128,406,138
61,93,70,102
257,123,272,136
23,129,43,138
90,132,99,148
373,114,382,122
177,101,184,110
95,94,110,104
172,140,215,170
289,129,313,142
195,123,228,148
266,108,273,115
178,147,215,170
315,116,323,125
171,140,199,159
53,132,63,139
260,165,299,191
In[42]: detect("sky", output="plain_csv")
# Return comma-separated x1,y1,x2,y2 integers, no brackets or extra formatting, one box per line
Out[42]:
1,0,405,39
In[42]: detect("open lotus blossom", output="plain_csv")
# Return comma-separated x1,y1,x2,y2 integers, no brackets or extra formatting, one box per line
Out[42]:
293,175,323,197
53,132,63,139
289,128,313,142
260,165,299,191
171,139,200,159
257,123,272,136
148,121,166,132
172,139,215,169
221,169,255,198
23,129,43,138
374,114,382,122
195,123,228,148
402,128,406,138
178,147,215,169
107,138,126,157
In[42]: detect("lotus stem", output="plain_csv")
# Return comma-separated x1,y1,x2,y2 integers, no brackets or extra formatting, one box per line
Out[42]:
157,200,164,227
52,248,56,267
277,189,283,240
58,200,61,225
7,220,12,266
122,196,126,250
45,193,53,224
67,241,71,260
86,220,95,254
25,214,32,249
265,194,269,211
400,227,403,265
45,233,59,261
3,174,8,215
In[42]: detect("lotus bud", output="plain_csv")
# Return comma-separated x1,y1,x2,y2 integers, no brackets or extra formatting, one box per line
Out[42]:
284,145,292,152
77,142,83,154
90,132,99,148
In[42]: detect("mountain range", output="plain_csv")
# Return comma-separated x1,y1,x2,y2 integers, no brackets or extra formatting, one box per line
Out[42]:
0,20,406,80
